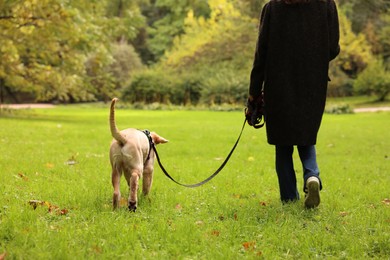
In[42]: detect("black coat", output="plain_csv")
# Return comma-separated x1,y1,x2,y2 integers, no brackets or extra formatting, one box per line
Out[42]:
249,0,340,145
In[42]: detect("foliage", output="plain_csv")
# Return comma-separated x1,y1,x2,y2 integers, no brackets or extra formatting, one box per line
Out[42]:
0,0,143,103
135,0,211,63
339,0,390,63
327,63,354,97
0,0,97,102
162,0,255,71
335,10,373,78
354,58,390,101
132,0,257,106
123,68,180,104
199,67,248,105
324,103,354,114
339,0,390,33
1,0,390,103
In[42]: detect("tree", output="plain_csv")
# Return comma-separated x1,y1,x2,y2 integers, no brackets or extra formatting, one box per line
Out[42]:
0,0,104,102
338,0,389,33
0,0,143,103
335,11,373,78
135,0,211,63
339,0,390,62
161,0,256,71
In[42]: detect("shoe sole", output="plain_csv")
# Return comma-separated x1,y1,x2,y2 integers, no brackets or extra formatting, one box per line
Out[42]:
305,180,320,209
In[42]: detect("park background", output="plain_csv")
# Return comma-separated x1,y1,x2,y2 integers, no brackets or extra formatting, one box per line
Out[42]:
0,0,389,259
0,0,389,106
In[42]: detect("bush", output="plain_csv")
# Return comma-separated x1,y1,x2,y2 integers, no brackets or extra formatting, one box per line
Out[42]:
200,67,248,106
325,104,354,114
354,58,390,101
122,69,181,104
327,62,354,97
122,65,249,106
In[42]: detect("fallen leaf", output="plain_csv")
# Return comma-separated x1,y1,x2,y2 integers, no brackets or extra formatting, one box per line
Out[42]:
232,194,241,199
195,220,204,226
48,203,59,213
65,160,78,166
211,230,220,237
17,173,29,181
28,200,68,215
29,200,45,210
45,163,54,169
91,245,102,254
119,198,127,206
50,225,58,230
339,211,348,217
242,241,256,251
382,198,390,205
233,212,238,221
247,156,255,162
0,252,6,260
175,204,182,210
259,201,267,206
59,208,68,215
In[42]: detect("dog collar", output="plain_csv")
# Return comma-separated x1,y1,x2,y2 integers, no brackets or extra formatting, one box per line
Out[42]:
142,129,154,161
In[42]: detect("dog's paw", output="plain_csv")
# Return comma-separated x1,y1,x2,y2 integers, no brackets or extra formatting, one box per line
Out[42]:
128,202,137,212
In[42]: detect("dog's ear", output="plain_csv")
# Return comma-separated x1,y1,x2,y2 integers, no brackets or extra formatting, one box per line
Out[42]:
150,132,168,144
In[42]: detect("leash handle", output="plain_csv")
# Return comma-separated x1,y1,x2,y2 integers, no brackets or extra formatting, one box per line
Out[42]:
153,118,247,188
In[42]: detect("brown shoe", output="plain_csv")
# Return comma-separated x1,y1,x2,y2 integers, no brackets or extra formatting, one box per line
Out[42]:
305,177,320,209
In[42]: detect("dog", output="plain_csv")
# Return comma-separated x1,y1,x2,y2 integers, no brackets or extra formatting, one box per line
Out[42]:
109,98,168,211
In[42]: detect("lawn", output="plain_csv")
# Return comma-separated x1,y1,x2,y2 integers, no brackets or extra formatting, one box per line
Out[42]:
0,106,389,259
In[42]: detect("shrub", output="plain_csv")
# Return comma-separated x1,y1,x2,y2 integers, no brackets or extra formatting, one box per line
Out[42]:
354,58,390,101
122,69,180,104
200,67,248,106
325,104,354,114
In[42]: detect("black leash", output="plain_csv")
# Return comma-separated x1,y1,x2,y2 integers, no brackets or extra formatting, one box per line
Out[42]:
152,118,247,188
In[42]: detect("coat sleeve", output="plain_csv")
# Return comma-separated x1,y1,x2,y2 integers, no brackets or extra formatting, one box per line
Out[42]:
328,0,340,61
248,3,270,98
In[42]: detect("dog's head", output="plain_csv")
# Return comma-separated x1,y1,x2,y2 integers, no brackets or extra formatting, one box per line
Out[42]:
150,132,168,145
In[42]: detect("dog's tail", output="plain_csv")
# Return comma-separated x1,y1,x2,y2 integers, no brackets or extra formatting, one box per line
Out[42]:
110,98,127,145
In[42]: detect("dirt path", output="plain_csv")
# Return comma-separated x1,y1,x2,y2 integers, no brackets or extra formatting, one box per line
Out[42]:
353,107,390,113
0,104,56,109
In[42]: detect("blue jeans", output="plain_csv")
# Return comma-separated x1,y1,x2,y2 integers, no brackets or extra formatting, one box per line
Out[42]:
275,145,322,202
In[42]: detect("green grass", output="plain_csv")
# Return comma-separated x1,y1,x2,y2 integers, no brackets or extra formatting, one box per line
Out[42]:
0,106,389,259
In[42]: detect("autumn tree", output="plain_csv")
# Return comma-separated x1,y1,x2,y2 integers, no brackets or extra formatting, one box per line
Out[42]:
134,0,211,63
125,0,257,105
0,0,144,103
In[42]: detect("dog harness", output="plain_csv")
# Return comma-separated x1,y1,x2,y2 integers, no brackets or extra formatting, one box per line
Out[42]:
142,129,154,161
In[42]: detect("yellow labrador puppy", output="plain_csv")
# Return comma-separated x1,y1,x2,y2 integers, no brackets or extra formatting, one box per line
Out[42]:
109,98,168,211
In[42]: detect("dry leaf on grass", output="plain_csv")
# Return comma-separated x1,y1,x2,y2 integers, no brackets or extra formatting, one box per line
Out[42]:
28,200,68,215
17,173,29,181
45,163,54,169
0,252,7,260
339,211,349,217
242,241,256,250
211,230,220,237
119,197,127,206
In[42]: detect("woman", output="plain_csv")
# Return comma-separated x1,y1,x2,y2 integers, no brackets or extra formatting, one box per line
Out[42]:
247,0,340,208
